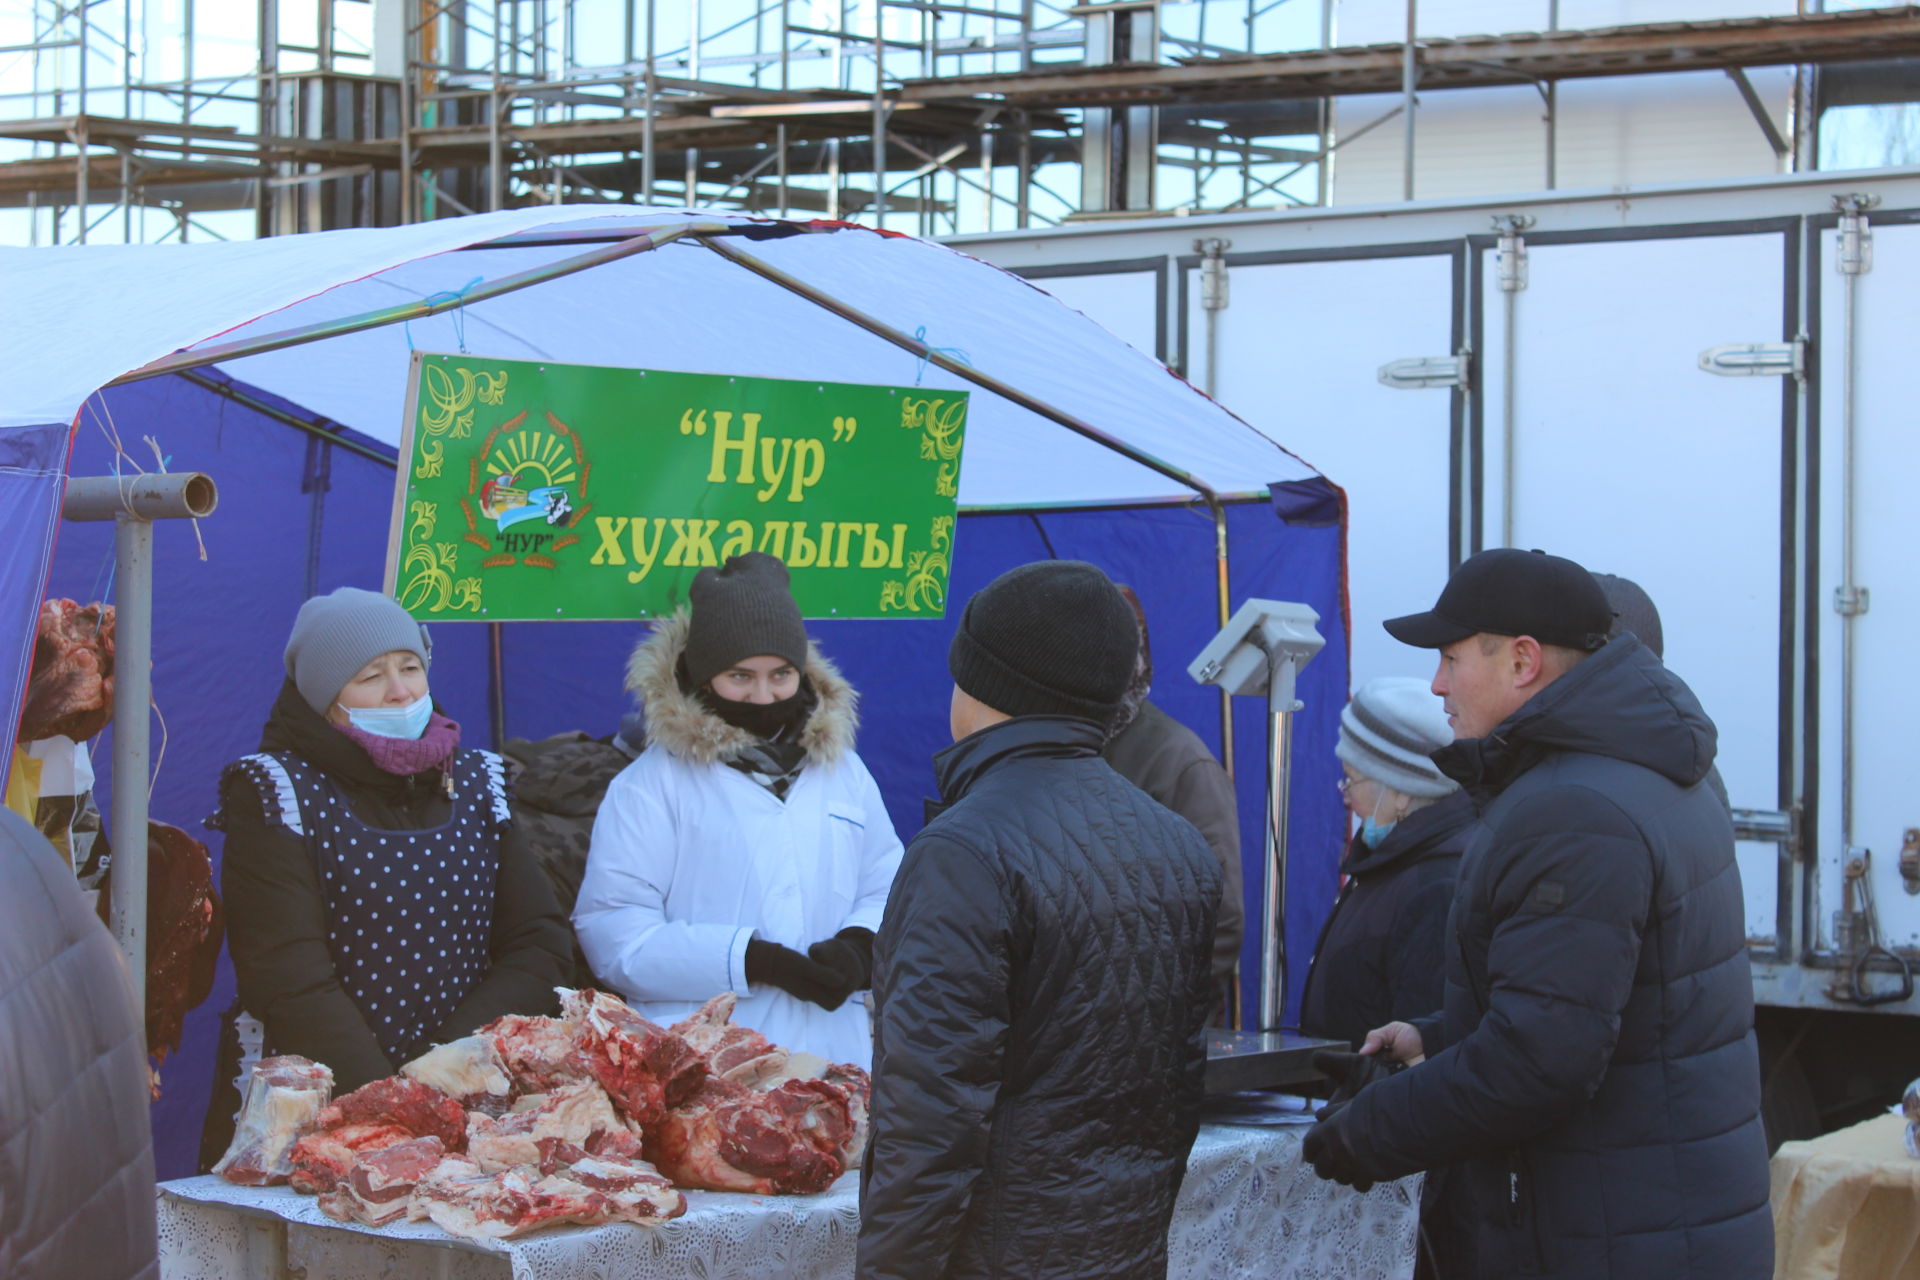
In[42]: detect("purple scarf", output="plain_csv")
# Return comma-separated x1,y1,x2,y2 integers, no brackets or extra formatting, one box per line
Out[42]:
333,710,463,777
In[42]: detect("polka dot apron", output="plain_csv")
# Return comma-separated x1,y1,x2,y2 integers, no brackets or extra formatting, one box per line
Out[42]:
225,748,510,1064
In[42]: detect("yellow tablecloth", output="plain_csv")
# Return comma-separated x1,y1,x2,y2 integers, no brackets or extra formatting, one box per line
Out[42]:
1771,1114,1920,1280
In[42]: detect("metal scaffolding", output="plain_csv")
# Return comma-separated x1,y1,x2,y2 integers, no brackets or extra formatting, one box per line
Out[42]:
3,0,1918,243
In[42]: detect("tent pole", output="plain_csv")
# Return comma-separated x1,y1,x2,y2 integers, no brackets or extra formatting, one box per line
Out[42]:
694,234,1220,505
1212,496,1242,1031
105,222,731,388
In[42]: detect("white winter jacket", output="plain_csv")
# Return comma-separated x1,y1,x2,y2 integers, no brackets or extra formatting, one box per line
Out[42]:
573,613,903,1067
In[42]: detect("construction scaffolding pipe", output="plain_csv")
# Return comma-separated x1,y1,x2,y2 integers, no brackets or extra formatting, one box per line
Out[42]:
61,472,220,1022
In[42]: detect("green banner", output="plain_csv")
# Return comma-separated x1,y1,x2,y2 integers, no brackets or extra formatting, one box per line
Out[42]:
385,353,967,621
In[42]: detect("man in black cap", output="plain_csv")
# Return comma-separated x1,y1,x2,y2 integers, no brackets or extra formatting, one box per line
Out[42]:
857,560,1221,1280
1301,548,1773,1279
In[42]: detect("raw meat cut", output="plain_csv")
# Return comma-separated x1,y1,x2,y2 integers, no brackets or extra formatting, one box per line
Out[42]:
290,1121,417,1194
481,1013,586,1093
561,988,707,1124
96,821,224,1096
402,1035,513,1111
410,1153,686,1242
670,992,788,1085
646,1075,854,1195
466,1080,624,1173
21,599,115,743
317,1136,447,1226
823,1063,872,1165
213,1055,334,1186
289,1076,469,1192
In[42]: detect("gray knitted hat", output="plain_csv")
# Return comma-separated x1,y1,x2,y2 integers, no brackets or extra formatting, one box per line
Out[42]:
1592,573,1664,660
1336,676,1457,800
684,553,810,689
284,587,432,713
948,560,1138,723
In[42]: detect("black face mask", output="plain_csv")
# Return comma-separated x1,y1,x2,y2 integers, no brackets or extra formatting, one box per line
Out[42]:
696,678,816,741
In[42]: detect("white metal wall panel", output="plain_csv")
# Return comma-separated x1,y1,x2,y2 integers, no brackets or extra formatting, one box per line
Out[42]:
1018,269,1163,364
1815,219,1920,949
1331,70,1792,207
1485,232,1786,939
1332,0,1796,45
1189,253,1457,686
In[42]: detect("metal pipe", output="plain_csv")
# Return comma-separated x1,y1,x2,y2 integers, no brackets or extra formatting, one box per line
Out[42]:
1213,501,1239,1030
872,8,887,224
108,222,728,386
1835,192,1877,861
1401,0,1416,202
642,0,656,202
61,473,222,1028
1261,650,1297,1032
1493,214,1531,547
63,473,219,522
109,535,149,999
697,233,1221,503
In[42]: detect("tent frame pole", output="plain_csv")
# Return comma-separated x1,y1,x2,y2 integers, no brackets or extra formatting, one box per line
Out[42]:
104,222,731,388
692,233,1221,506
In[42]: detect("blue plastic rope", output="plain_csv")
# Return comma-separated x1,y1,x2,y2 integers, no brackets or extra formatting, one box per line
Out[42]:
404,275,486,354
913,324,973,385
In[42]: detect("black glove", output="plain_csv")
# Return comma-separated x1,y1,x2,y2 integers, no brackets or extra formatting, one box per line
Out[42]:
1301,1099,1376,1193
744,938,856,1011
1310,1049,1399,1117
807,927,875,992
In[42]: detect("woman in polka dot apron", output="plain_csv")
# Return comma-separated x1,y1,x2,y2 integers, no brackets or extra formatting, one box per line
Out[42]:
206,588,570,1154
574,553,904,1068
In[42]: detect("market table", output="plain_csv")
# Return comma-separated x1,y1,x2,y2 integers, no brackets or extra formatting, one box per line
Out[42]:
158,1121,1419,1280
1770,1113,1920,1280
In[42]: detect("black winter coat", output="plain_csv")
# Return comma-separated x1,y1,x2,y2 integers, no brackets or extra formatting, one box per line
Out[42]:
218,682,572,1092
0,809,157,1280
858,717,1220,1280
1103,699,1245,1006
1298,789,1473,1049
1328,638,1773,1279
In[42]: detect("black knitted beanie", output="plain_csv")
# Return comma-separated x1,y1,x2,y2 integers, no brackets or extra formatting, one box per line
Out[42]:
948,560,1139,722
684,552,810,688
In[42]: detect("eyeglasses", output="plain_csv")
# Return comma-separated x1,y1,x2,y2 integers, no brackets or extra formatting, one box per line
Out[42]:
1337,775,1356,795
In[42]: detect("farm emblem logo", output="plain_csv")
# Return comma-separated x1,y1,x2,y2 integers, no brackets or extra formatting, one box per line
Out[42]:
464,414,592,570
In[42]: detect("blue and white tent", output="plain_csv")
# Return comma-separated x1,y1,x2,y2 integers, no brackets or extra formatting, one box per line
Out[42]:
0,207,1348,1176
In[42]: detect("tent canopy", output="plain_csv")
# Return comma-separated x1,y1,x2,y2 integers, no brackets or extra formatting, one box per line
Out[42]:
1,206,1318,510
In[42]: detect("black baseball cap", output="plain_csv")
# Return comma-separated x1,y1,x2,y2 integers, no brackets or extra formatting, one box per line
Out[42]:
1384,548,1615,652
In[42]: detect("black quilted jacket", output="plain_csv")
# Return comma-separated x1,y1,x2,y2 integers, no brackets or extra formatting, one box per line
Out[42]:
857,716,1220,1280
1330,638,1773,1279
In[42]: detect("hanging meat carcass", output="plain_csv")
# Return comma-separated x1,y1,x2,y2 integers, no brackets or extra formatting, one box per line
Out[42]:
21,599,115,743
95,821,224,1097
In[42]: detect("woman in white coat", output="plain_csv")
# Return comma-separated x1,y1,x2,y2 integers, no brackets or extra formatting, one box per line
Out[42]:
574,552,903,1067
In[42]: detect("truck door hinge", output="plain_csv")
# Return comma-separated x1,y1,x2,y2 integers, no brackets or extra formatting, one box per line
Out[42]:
1378,351,1472,390
1698,339,1806,379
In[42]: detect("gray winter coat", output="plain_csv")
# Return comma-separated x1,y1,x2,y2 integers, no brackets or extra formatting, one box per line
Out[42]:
858,716,1220,1280
0,807,159,1280
1326,637,1772,1278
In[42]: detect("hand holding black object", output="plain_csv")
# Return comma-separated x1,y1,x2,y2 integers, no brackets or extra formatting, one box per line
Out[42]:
808,927,875,992
1302,1099,1376,1193
745,938,855,1011
1310,1049,1399,1114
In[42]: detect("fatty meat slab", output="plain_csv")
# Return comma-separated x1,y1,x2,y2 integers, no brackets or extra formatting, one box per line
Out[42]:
402,1035,514,1113
561,987,708,1124
288,1076,469,1193
670,992,788,1085
465,1080,635,1172
646,1075,854,1195
480,1013,586,1094
408,1153,686,1242
316,1136,447,1227
213,1055,334,1186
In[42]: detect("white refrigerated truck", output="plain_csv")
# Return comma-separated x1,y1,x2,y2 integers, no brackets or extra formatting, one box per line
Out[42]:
954,166,1920,1141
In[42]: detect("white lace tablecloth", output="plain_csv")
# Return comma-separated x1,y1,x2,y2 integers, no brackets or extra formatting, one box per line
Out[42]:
158,1124,1418,1280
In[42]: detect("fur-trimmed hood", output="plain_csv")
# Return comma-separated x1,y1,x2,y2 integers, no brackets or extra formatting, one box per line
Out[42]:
626,611,858,767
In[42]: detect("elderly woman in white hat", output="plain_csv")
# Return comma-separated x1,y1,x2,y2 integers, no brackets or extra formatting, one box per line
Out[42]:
1299,676,1476,1049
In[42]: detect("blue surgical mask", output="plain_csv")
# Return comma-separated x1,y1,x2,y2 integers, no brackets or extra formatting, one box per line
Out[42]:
341,693,433,740
1359,816,1398,849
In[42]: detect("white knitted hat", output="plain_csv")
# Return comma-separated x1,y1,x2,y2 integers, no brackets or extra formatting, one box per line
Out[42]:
1335,676,1457,799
